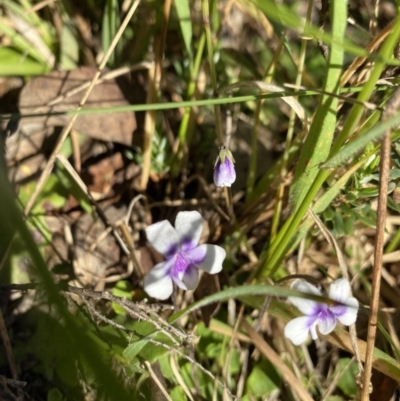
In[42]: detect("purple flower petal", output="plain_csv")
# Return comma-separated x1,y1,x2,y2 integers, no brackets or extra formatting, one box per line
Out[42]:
145,220,179,257
181,264,200,290
170,252,191,281
186,244,226,274
174,211,203,250
213,154,236,187
316,309,337,335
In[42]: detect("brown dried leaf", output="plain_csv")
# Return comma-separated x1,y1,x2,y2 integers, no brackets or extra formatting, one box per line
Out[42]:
18,67,136,146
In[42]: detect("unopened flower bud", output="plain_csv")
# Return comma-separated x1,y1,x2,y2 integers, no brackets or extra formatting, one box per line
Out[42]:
213,146,236,187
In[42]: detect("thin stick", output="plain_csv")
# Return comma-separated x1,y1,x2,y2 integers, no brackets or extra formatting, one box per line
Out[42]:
144,361,174,401
23,0,141,215
360,87,400,400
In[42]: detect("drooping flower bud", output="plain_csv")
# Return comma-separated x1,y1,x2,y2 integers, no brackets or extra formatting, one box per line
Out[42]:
213,145,236,187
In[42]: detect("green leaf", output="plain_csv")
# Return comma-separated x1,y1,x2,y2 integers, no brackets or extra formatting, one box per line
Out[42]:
112,280,133,315
334,358,359,397
123,338,150,362
343,210,356,235
0,47,48,75
173,0,193,70
170,386,187,401
245,361,282,397
289,0,346,212
47,388,65,401
323,111,400,169
333,210,344,237
102,0,121,67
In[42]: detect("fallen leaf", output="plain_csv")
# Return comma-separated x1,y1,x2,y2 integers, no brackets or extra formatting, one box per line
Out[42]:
18,67,136,146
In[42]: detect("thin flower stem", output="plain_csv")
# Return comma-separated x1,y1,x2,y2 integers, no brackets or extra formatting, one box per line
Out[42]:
225,187,233,217
271,0,312,240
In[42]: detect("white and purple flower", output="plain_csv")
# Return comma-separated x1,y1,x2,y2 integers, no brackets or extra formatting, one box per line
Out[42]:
143,211,226,300
213,146,236,187
284,278,359,345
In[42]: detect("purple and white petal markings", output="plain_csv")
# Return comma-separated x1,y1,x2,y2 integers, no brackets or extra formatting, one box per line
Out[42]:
213,145,236,187
143,211,226,300
284,279,359,346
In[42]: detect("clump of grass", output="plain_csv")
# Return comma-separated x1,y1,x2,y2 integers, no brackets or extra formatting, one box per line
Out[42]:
1,0,400,400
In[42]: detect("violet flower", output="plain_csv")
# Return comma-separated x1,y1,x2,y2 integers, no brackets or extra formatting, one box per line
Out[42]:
143,211,226,300
213,146,236,187
284,278,359,345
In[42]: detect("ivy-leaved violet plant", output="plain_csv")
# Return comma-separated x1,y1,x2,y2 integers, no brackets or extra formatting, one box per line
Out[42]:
284,279,359,345
143,211,226,300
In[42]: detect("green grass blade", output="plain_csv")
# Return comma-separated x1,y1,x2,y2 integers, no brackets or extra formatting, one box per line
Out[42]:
0,17,50,65
173,0,193,70
289,0,346,211
102,0,120,67
322,110,400,169
0,46,49,75
258,14,400,279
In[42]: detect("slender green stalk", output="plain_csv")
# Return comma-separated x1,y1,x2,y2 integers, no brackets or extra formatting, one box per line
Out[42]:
171,33,206,174
0,86,377,122
202,0,223,144
271,0,313,240
246,36,285,202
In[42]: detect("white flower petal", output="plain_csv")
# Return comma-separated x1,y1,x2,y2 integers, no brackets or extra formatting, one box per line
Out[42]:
186,244,226,274
335,297,359,326
146,220,179,257
309,321,318,340
316,312,337,335
289,279,322,316
328,278,351,303
143,262,174,300
284,316,314,345
174,211,203,250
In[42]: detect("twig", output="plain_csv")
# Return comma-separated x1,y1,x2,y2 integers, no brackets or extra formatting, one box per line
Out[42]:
360,86,400,400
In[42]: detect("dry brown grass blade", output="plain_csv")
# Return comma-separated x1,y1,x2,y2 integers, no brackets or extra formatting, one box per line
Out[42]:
23,0,141,216
360,87,400,401
340,19,394,87
324,328,400,382
140,0,172,191
241,319,314,401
